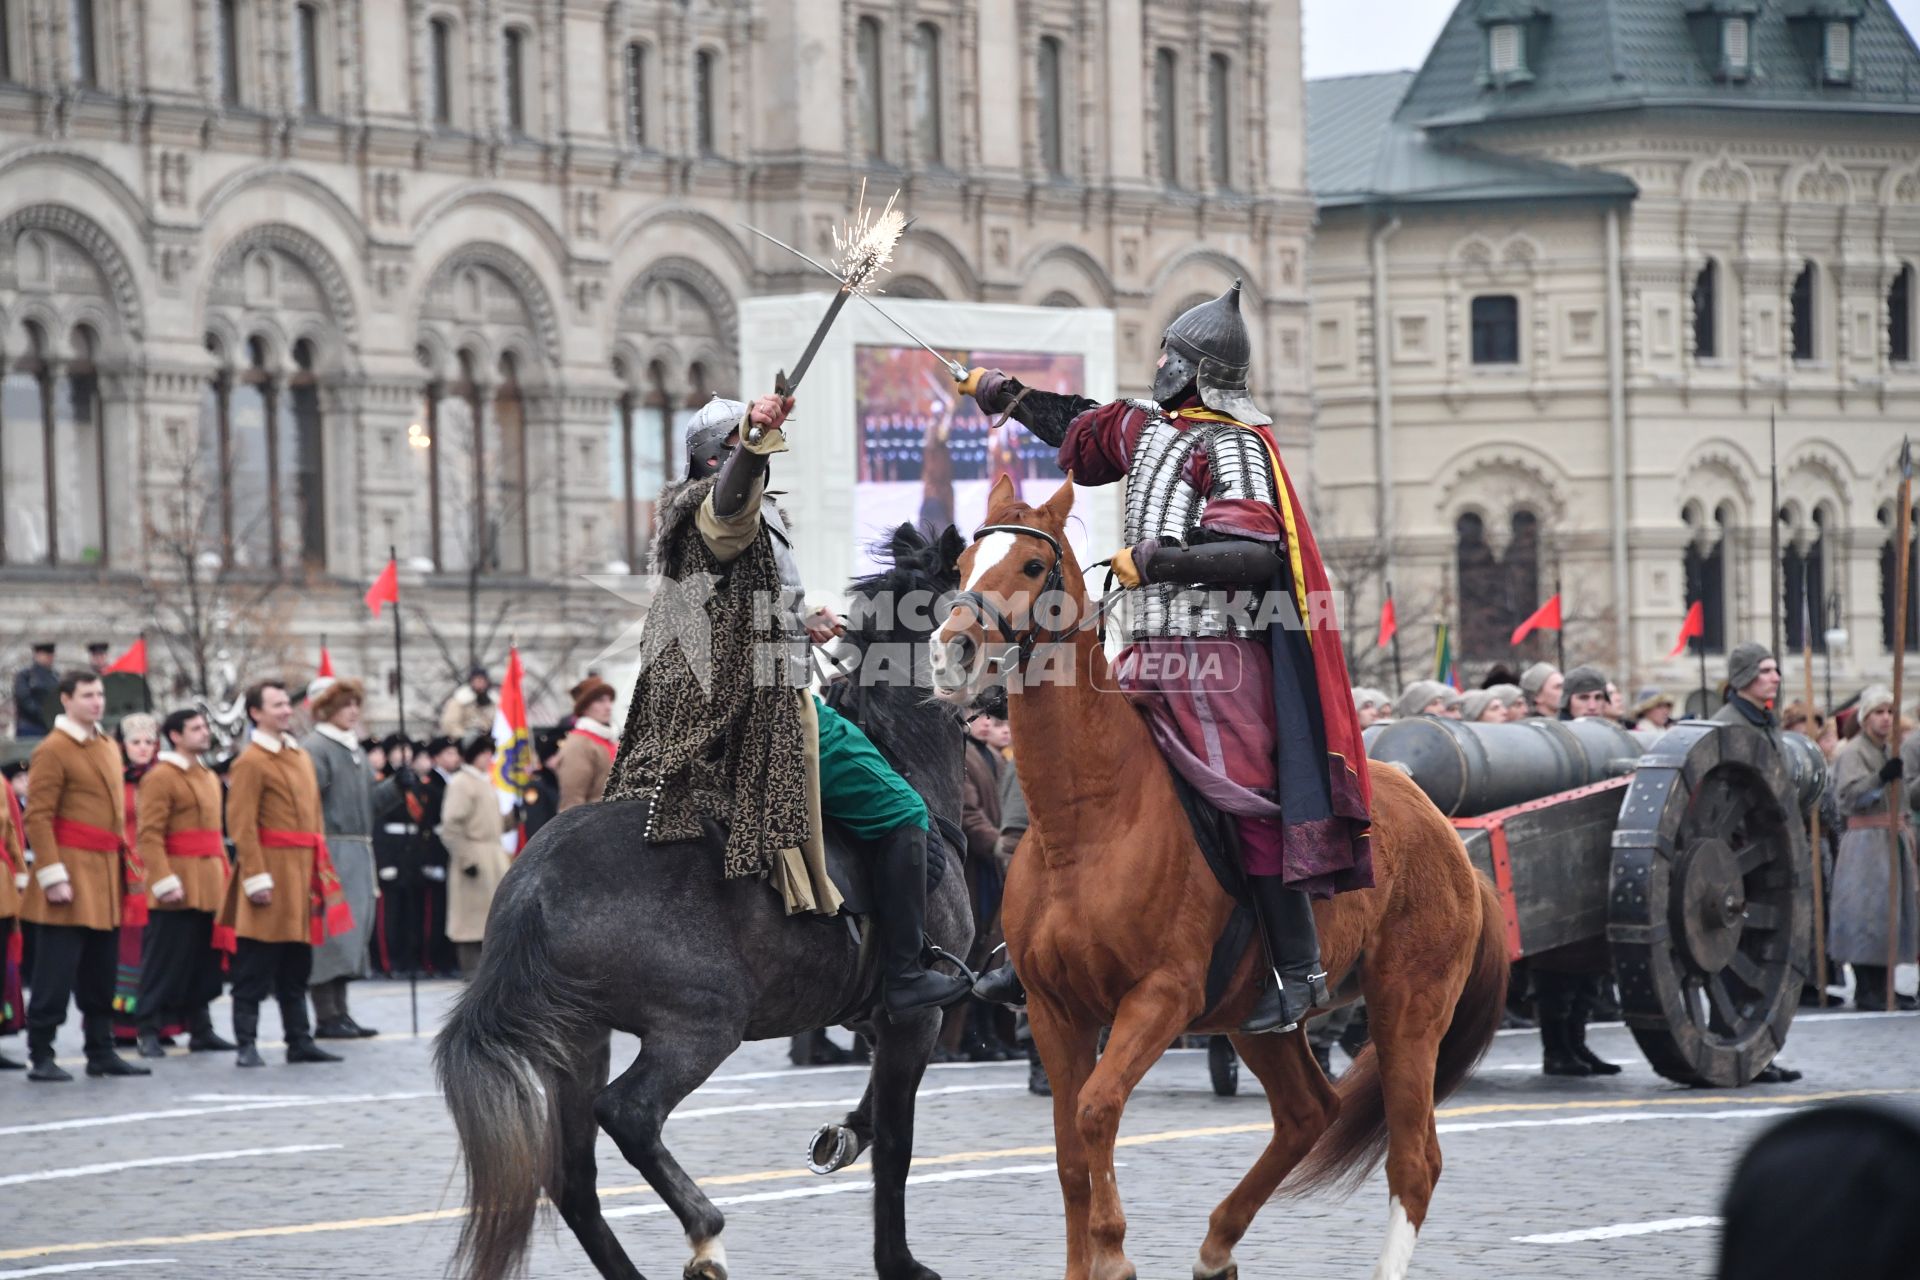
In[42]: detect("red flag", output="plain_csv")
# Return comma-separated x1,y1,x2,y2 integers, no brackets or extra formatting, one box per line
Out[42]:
1377,597,1397,648
1667,601,1705,659
1509,594,1563,647
103,637,147,675
364,558,399,617
317,646,335,677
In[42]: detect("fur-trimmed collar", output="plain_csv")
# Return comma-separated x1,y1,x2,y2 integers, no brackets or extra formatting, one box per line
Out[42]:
571,716,615,742
158,751,198,772
649,477,793,576
250,729,299,754
54,715,100,743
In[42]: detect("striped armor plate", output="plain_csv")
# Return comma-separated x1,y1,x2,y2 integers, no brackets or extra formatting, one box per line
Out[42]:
1120,402,1278,640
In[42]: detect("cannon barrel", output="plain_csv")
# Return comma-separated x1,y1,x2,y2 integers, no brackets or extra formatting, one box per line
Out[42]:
1363,716,1648,817
1778,728,1829,813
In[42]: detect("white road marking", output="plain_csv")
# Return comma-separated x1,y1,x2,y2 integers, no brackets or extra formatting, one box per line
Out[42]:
0,1092,438,1138
1369,1196,1417,1280
1513,1216,1722,1245
1439,1106,1799,1136
0,1263,179,1278
707,1058,1033,1084
1491,1008,1917,1038
672,1083,1024,1121
603,1162,1090,1221
0,1145,341,1188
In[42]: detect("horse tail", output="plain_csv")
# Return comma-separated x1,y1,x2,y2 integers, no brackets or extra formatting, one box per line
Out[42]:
434,893,600,1280
1286,875,1509,1200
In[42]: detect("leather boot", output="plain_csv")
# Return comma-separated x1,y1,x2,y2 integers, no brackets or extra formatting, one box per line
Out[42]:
233,1000,266,1068
1026,1043,1051,1097
135,1027,168,1059
1240,875,1330,1035
187,1007,237,1052
874,825,970,1016
83,1015,150,1077
26,1025,70,1081
1566,993,1621,1075
972,962,1028,1008
1541,1016,1591,1076
339,983,379,1038
282,994,343,1063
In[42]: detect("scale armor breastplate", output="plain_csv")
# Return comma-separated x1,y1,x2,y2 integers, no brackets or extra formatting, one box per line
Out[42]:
1120,404,1278,640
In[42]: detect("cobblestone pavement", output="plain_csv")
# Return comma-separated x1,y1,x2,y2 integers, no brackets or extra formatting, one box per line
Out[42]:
3,975,1916,1280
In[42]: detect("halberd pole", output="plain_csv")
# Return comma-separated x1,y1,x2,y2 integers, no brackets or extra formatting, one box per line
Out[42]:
1801,572,1827,999
1884,439,1912,1012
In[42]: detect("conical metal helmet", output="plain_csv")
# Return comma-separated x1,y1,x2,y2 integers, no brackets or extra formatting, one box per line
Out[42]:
1151,278,1271,426
683,395,747,479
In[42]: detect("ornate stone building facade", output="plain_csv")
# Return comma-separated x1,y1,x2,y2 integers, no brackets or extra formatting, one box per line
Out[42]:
1309,0,1919,703
0,0,1311,724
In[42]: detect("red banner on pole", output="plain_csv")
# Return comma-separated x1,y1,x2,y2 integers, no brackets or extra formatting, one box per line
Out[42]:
364,559,399,617
1509,594,1563,648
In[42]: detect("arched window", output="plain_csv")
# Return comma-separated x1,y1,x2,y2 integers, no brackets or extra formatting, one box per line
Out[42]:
1455,512,1503,658
217,0,241,104
54,326,107,566
1,322,53,565
694,48,718,155
1791,261,1817,361
855,16,883,160
198,332,325,575
1037,36,1064,177
1889,262,1914,364
489,353,529,575
286,339,325,571
1154,48,1179,188
1782,505,1828,653
294,3,322,113
1682,502,1731,655
502,26,528,134
2,230,122,570
0,1,14,83
1692,260,1718,361
1882,499,1920,652
1208,53,1232,190
418,351,478,574
70,0,97,87
623,41,647,149
912,22,942,165
428,16,454,125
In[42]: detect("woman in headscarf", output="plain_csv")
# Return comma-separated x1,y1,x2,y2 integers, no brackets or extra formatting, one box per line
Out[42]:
111,713,161,1047
1827,686,1919,1010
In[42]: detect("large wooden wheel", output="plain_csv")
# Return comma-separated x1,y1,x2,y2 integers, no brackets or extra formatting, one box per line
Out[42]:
1607,723,1810,1087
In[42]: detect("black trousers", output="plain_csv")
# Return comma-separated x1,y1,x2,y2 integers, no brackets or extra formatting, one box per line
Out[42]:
26,923,117,1060
230,939,313,1045
136,910,224,1032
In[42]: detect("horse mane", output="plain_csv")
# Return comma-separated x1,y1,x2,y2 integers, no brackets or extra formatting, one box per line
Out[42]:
825,522,966,754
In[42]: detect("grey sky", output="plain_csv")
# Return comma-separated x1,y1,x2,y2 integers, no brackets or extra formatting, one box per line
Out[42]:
1302,0,1920,80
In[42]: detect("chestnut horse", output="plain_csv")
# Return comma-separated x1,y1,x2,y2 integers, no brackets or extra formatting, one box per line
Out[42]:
930,477,1507,1280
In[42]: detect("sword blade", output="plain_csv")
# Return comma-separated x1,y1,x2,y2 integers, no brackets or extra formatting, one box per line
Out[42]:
782,286,852,394
740,221,968,381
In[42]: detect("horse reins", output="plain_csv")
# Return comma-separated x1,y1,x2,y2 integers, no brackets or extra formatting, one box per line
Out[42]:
951,521,1124,673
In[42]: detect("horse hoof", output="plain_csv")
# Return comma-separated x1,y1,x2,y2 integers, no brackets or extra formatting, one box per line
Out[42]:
878,1261,938,1280
683,1262,727,1280
808,1122,861,1175
1193,1261,1237,1280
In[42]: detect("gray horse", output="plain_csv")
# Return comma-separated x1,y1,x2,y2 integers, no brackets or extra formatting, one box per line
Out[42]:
435,524,975,1280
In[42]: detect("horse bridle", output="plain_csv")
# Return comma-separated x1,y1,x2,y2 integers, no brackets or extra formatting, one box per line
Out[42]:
950,522,1074,669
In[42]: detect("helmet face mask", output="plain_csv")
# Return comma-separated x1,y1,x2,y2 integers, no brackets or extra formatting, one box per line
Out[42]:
682,397,748,480
1151,341,1199,411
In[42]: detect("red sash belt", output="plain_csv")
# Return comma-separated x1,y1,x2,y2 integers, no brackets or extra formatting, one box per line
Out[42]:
164,829,225,858
50,817,146,926
1848,811,1915,834
570,730,617,763
258,828,355,946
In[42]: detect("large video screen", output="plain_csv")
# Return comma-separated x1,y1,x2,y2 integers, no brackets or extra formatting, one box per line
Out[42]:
852,345,1087,577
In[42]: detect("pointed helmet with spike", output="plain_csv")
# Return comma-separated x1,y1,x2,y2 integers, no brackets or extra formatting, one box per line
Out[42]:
1150,278,1271,426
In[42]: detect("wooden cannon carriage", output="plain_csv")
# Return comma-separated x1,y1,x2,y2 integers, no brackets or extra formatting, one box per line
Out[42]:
1366,717,1825,1087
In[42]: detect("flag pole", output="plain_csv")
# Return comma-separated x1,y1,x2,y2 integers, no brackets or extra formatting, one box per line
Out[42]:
1801,571,1827,1001
1696,608,1709,718
386,545,417,1036
1883,440,1912,1013
1554,576,1566,673
1769,408,1783,661
1387,580,1404,695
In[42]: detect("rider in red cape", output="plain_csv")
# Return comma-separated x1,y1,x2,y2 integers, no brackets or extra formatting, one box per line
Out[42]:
958,279,1372,1033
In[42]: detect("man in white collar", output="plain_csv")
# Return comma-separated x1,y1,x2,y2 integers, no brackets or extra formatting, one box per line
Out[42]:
555,676,617,811
301,676,400,1040
132,709,236,1058
218,681,350,1067
20,671,150,1081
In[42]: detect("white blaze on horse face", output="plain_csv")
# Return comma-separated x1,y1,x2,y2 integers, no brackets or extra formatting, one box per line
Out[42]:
963,531,1017,590
1370,1196,1417,1280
